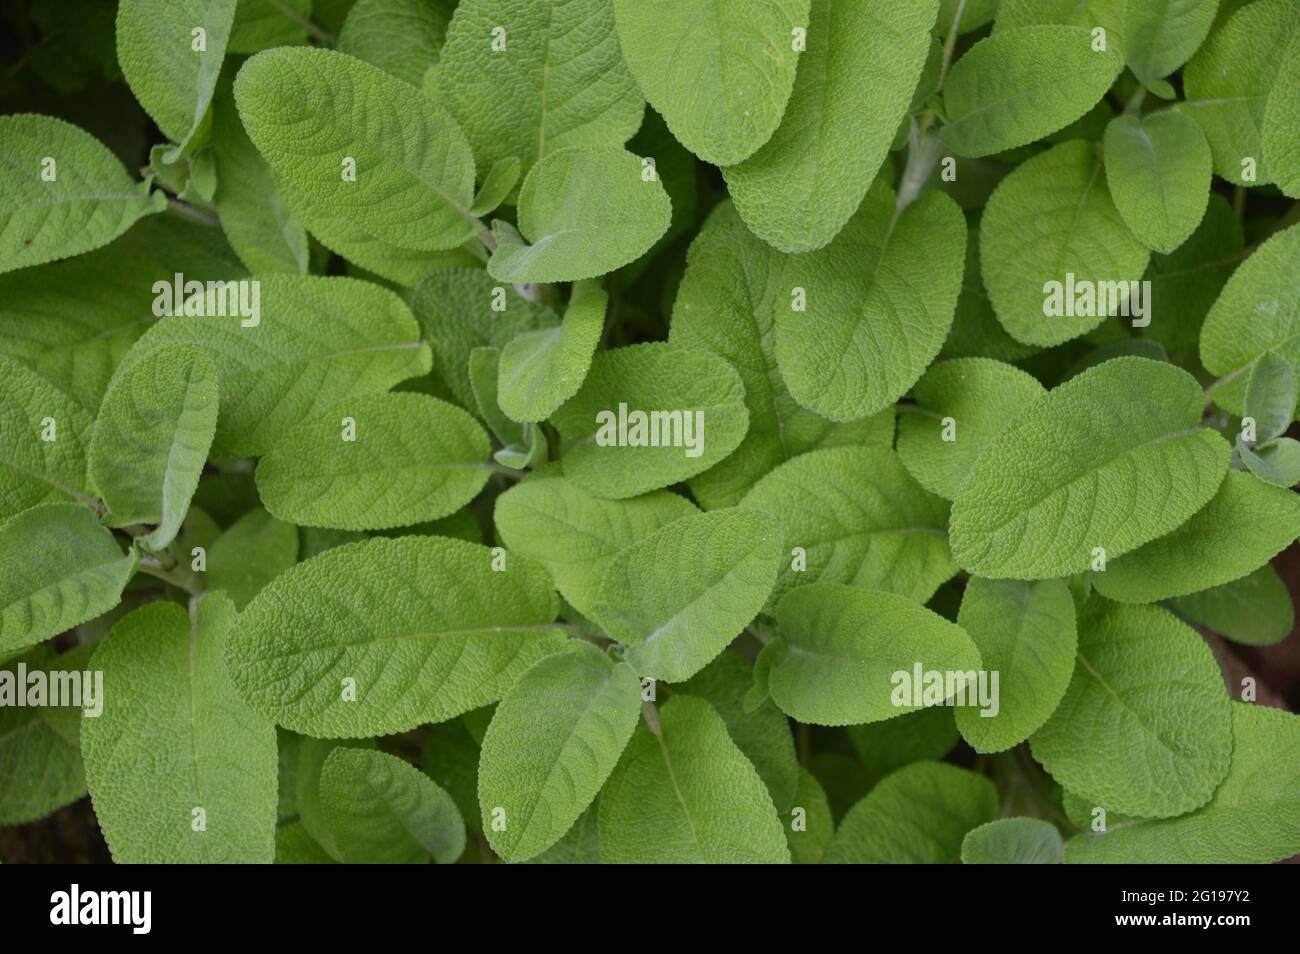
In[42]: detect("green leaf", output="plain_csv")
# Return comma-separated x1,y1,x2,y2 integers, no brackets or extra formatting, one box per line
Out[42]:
1262,32,1300,198
1102,110,1212,254
897,358,1046,500
980,140,1151,347
950,358,1231,579
317,746,465,863
493,471,697,620
1240,436,1300,488
124,274,431,457
468,347,547,470
739,446,956,608
1095,471,1300,603
670,202,894,508
478,642,641,862
595,508,780,682
1201,224,1300,417
845,707,960,789
1178,0,1299,186
1029,599,1232,818
1122,0,1219,85
0,504,136,654
723,0,939,252
211,80,308,274
549,342,750,499
82,594,278,863
1243,351,1296,445
0,355,94,521
437,0,645,178
256,393,491,531
229,0,312,54
338,0,451,86
823,762,998,863
767,583,982,726
598,695,790,863
784,767,833,864
226,536,566,737
423,719,482,836
962,818,1064,864
498,281,607,424
775,180,966,421
0,114,162,275
469,157,522,218
205,506,297,609
116,0,237,156
1065,702,1300,863
234,47,478,251
939,26,1123,158
953,578,1077,753
678,649,800,812
486,146,671,284
1170,564,1294,647
274,822,337,864
611,0,811,166
89,345,218,550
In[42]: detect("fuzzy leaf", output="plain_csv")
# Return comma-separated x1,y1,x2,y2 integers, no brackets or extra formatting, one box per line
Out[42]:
1169,565,1294,647
1244,351,1296,445
962,818,1064,864
1262,32,1300,198
338,0,451,86
205,506,297,609
1122,0,1219,85
498,281,606,423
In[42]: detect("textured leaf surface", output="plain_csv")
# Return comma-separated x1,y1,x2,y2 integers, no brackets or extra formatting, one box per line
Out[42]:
256,393,491,531
1029,600,1232,818
550,342,749,499
478,642,641,862
82,595,277,863
823,762,997,863
498,281,606,423
598,696,790,863
90,345,218,550
595,508,780,682
487,146,671,284
494,472,696,619
981,140,1150,346
776,181,966,421
438,0,644,177
1123,0,1219,84
612,0,810,166
229,0,311,54
227,536,566,737
0,114,162,274
724,0,938,252
953,578,1077,753
318,746,465,863
338,0,451,86
768,584,981,726
940,26,1122,157
0,504,136,654
962,818,1064,864
950,358,1230,579
205,507,297,609
845,707,960,790
1103,110,1212,254
116,0,237,152
1066,703,1300,863
1170,565,1294,647
1263,32,1300,197
123,274,430,457
740,446,956,608
235,47,478,251
897,358,1046,500
1095,471,1300,603
1243,351,1296,444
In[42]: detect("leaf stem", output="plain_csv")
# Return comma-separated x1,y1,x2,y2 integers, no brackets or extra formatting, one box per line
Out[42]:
1124,84,1147,116
166,197,219,226
935,0,967,94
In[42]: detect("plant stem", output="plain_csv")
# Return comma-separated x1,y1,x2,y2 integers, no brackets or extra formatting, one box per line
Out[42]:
166,197,219,226
1124,83,1147,116
935,0,967,94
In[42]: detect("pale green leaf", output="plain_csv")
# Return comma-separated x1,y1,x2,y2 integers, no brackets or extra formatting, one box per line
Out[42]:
469,157,522,218
90,345,218,550
478,642,641,862
723,0,938,252
229,0,312,54
611,0,810,166
1169,564,1294,647
1262,32,1300,198
598,695,790,863
950,358,1231,579
486,146,671,284
0,504,136,654
205,506,297,609
498,281,606,423
1243,351,1296,444
256,393,491,531
226,536,566,737
338,0,451,86
767,583,982,726
1241,436,1300,488
468,346,547,470
1122,0,1219,85
784,767,833,864
962,818,1064,864
1029,599,1232,818
953,578,1078,753
82,594,278,863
